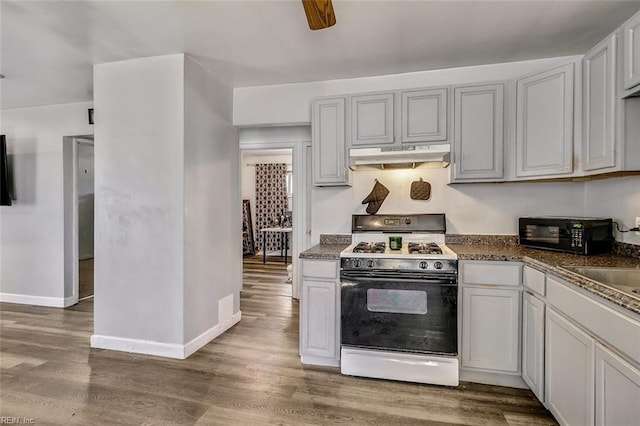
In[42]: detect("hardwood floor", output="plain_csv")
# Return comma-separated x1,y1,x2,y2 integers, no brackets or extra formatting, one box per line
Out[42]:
0,255,556,425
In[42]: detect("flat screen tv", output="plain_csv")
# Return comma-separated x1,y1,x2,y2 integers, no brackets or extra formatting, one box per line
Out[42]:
1,134,12,206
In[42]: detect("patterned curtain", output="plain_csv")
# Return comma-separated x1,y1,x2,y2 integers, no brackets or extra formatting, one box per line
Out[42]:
255,163,288,253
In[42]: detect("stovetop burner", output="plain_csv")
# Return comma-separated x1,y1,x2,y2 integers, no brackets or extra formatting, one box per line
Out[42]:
408,242,443,255
353,241,386,254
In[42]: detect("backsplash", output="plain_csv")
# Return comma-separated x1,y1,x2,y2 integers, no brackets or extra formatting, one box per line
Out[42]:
445,234,640,259
445,234,519,245
320,234,353,245
614,242,640,259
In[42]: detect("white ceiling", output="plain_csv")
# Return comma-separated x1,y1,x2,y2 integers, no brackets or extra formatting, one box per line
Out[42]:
2,0,640,110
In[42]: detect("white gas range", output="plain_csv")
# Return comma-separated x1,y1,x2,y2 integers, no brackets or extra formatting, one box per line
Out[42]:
339,214,459,387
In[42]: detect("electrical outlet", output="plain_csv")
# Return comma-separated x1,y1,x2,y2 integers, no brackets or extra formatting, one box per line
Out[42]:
636,217,640,236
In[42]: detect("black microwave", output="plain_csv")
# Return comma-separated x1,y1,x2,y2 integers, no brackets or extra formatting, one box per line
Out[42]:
518,217,613,255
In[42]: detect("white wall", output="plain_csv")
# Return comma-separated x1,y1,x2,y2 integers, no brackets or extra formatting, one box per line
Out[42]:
585,176,640,245
311,167,586,242
233,55,582,126
0,102,93,306
93,53,240,357
93,54,185,345
183,55,240,342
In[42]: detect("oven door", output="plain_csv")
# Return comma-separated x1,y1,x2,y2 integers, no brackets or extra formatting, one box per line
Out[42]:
341,272,457,356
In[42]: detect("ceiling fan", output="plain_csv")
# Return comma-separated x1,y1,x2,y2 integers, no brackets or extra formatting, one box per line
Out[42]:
301,0,336,30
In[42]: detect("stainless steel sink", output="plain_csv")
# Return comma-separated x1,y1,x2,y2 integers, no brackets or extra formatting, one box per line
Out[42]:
561,266,640,299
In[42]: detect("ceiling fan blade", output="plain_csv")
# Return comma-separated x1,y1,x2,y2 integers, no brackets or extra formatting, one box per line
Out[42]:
301,0,336,30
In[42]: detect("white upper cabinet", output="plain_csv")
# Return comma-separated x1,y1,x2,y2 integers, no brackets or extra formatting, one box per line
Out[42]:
583,34,617,172
312,97,350,186
515,63,574,178
623,11,640,90
400,88,448,143
452,83,505,181
350,92,395,146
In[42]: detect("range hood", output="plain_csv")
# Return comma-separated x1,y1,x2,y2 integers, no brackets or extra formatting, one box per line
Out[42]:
349,143,451,170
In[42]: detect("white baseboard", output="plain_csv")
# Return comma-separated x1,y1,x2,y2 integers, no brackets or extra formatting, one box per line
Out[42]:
0,292,69,308
91,310,242,360
62,296,77,307
90,334,185,359
91,293,241,360
183,311,242,358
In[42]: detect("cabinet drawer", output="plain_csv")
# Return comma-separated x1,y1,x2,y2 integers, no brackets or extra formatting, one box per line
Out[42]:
547,275,640,364
461,261,522,287
302,260,338,280
523,265,546,297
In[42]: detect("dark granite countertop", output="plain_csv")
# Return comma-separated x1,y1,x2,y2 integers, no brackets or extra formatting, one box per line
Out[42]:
300,243,350,260
448,243,640,316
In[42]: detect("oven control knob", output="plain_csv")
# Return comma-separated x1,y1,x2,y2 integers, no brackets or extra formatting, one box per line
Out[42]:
366,260,375,268
419,261,428,269
434,261,443,270
405,218,412,224
353,260,362,268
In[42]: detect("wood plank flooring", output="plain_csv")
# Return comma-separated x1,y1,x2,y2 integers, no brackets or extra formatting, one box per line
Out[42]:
0,255,556,425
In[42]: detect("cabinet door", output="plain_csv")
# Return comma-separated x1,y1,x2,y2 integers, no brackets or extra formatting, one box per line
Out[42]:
312,97,349,186
516,63,574,178
461,287,520,373
623,12,640,90
522,291,545,403
351,92,395,146
546,308,595,426
401,88,448,143
583,34,617,171
595,343,640,426
452,83,504,181
300,279,337,360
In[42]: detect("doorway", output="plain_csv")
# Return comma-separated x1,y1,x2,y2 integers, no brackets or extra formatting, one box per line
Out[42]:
63,135,94,307
241,148,293,294
239,141,311,300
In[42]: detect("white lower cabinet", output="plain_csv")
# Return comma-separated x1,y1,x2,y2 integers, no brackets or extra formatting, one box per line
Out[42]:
459,261,523,388
461,287,520,373
545,307,595,426
522,291,545,402
595,343,640,426
300,260,340,367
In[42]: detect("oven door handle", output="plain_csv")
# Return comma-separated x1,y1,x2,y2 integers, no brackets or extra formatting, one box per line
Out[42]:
340,273,457,286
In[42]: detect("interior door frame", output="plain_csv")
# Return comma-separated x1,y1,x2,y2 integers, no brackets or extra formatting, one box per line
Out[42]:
239,140,311,300
63,135,94,307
